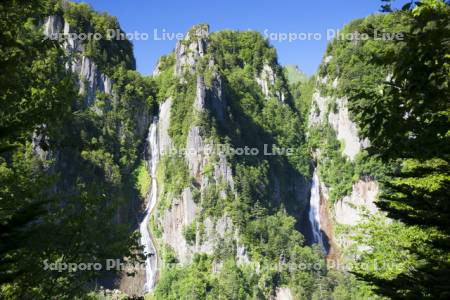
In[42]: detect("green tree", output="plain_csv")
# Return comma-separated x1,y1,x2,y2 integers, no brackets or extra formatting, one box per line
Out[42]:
0,0,76,285
1,1,149,298
346,1,450,298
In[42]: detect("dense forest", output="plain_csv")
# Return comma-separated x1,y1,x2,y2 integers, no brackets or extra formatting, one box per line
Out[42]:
0,0,449,299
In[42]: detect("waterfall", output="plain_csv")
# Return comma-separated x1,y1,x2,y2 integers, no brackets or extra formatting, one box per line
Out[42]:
308,169,324,250
139,119,159,292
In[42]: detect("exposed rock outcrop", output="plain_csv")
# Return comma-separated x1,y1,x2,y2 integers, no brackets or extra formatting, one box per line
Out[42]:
333,180,379,226
162,188,197,264
157,98,173,155
308,57,381,261
272,287,294,300
256,64,276,98
309,78,368,160
328,96,369,160
43,15,64,37
148,25,248,273
175,24,208,76
256,64,286,102
78,56,113,106
43,15,114,108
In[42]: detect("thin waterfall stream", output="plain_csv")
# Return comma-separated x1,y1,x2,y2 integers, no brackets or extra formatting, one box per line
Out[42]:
139,120,159,292
308,168,325,251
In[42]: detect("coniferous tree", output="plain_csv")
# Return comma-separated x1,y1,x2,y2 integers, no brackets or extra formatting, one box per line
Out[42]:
347,1,450,298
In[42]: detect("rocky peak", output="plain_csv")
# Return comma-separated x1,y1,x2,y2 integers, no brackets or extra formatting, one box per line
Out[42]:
43,15,113,108
175,24,209,76
256,64,275,98
255,64,286,102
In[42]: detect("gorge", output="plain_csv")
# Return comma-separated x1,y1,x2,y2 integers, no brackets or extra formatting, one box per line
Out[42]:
1,1,449,299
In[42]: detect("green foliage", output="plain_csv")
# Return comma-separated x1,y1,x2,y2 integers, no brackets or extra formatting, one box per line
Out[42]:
200,182,228,218
154,233,372,299
150,28,372,299
0,144,142,299
182,222,197,246
309,13,405,204
9,0,448,297
214,42,310,177
156,155,191,210
346,213,428,280
242,211,304,262
149,215,162,239
319,13,408,98
284,65,309,85
231,162,271,227
155,254,215,300
348,6,449,161
0,1,155,298
210,259,254,299
161,244,178,265
291,76,315,123
168,74,197,148
133,161,151,198
0,0,76,151
63,2,135,74
154,54,177,101
308,126,356,203
209,30,278,73
81,149,122,185
323,2,450,298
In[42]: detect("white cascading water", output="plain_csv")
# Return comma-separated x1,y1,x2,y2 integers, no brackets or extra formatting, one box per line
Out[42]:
308,169,324,250
139,119,159,292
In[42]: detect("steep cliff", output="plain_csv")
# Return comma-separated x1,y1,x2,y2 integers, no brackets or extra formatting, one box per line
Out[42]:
306,6,450,299
308,72,380,243
38,3,157,296
142,25,334,299
4,0,447,299
306,14,399,260
35,8,390,299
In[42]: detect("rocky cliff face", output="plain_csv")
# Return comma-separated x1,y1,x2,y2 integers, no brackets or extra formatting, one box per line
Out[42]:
38,9,372,297
256,64,286,102
41,13,150,179
333,180,379,226
42,14,317,297
144,26,307,298
148,25,239,266
41,13,154,295
43,16,113,107
308,56,380,257
309,72,368,161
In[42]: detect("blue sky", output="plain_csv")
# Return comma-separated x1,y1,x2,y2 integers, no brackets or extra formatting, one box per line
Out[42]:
74,0,384,75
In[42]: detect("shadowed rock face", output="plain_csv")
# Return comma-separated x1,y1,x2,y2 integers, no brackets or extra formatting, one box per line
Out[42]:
44,16,114,108
162,188,197,264
41,14,152,295
78,56,113,107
